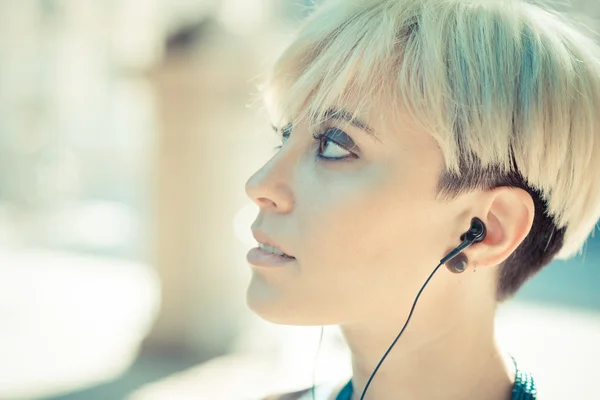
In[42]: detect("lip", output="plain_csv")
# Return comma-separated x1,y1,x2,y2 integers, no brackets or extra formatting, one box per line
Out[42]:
251,230,295,258
246,247,296,267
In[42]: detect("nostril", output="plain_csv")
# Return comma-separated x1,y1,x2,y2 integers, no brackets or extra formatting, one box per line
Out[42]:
245,171,294,213
257,197,277,208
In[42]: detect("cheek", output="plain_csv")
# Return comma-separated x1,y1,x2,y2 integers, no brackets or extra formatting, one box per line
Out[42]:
296,170,429,286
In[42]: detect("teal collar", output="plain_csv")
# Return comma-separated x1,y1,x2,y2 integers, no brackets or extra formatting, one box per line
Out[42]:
335,358,536,400
511,358,537,400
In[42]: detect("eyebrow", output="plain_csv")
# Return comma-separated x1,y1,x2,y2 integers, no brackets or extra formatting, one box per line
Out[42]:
271,123,291,134
320,108,375,135
272,108,381,141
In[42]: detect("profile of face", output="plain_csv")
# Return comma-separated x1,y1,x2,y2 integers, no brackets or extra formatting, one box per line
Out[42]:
245,101,475,327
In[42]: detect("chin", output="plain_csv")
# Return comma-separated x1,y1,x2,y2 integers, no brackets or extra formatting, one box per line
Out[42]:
245,277,335,326
246,280,300,325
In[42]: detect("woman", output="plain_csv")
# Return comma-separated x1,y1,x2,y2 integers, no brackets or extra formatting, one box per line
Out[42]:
244,0,600,399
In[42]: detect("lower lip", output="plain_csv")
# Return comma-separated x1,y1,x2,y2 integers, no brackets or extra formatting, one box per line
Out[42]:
246,247,296,267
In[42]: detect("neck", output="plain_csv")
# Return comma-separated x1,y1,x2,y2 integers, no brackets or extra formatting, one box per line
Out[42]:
340,281,515,400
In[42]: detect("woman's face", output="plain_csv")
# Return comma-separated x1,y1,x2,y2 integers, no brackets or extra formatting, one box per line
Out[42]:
245,102,468,326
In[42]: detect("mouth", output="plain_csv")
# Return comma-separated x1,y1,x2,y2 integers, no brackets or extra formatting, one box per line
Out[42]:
247,245,296,267
257,242,295,259
248,230,296,267
251,230,295,258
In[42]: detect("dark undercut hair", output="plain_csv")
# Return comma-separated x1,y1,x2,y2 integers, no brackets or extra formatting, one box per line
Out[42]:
437,156,566,301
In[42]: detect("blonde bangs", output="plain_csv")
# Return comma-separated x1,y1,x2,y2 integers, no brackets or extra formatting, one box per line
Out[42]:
263,0,411,134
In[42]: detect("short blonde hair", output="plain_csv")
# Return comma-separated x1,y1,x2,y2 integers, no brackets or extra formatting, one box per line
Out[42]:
262,0,600,298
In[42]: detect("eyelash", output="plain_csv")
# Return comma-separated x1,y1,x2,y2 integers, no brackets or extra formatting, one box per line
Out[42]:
273,128,358,161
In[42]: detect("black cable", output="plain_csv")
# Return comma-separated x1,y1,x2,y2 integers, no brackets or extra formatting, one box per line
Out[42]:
359,261,445,400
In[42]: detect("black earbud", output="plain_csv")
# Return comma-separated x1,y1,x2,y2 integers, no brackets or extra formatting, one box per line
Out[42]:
459,217,487,243
441,217,487,273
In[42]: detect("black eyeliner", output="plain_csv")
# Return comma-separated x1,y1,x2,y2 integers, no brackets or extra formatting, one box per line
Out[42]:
312,128,359,160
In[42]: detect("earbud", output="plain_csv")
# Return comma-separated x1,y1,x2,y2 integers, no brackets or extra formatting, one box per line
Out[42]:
441,217,487,273
459,217,487,244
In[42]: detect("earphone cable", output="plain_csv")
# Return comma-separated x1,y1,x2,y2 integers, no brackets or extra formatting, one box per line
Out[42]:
359,261,444,400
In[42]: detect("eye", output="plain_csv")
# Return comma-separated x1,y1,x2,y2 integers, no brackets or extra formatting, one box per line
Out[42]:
272,125,359,161
273,123,292,151
313,128,358,161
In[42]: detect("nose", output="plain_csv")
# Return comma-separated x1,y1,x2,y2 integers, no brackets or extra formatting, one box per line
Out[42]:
245,155,294,214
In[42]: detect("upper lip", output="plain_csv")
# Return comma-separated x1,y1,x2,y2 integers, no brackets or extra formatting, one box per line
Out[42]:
252,230,295,258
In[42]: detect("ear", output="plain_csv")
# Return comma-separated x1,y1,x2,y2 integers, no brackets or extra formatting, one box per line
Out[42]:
466,187,535,268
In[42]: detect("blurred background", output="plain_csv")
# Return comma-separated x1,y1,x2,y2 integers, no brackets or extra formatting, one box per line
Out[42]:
0,0,599,399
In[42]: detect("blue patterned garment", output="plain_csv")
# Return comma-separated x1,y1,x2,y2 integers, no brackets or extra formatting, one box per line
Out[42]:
335,358,536,400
